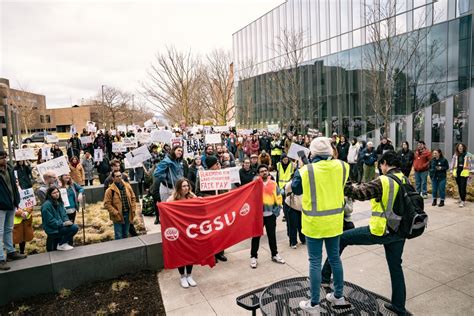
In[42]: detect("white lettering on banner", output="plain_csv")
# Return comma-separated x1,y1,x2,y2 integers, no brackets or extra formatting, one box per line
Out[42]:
125,145,152,166
60,188,70,208
205,133,222,144
186,212,236,239
112,142,126,153
80,136,92,144
37,156,70,180
164,227,179,241
94,148,104,162
14,148,36,161
19,188,36,209
122,137,138,148
45,135,59,143
287,143,311,161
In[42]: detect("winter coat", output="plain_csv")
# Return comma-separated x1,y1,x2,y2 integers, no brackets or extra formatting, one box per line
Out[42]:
14,164,33,189
41,200,69,235
153,155,187,189
361,148,378,166
82,157,95,181
347,144,360,164
249,139,260,155
69,163,85,185
239,168,256,186
429,157,449,180
397,149,414,172
0,166,21,210
103,181,136,224
413,149,432,172
96,157,111,175
336,141,350,162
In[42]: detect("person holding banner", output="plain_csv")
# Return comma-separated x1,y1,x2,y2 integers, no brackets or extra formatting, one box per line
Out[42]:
166,178,198,288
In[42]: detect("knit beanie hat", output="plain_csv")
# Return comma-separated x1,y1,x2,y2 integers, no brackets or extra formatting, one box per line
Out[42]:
310,137,333,157
205,155,219,168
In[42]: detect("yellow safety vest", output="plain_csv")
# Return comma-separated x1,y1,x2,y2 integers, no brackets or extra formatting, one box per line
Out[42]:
300,159,349,239
14,212,31,225
277,162,294,190
369,172,403,236
271,141,282,156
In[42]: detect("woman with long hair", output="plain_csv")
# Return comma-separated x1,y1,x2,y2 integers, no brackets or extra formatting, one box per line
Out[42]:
397,141,414,177
451,143,472,208
167,178,197,288
69,156,85,185
58,174,84,225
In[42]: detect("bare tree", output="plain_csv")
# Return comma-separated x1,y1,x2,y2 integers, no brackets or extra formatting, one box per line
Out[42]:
201,49,235,125
141,47,202,125
11,82,41,134
99,86,131,129
237,58,257,128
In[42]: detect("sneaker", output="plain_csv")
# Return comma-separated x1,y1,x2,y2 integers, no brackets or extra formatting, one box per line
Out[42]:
326,292,349,306
250,257,257,269
180,276,189,288
57,244,74,251
6,252,27,261
272,254,285,264
0,261,10,271
438,200,445,207
186,275,197,287
290,244,297,249
459,201,465,208
299,300,320,315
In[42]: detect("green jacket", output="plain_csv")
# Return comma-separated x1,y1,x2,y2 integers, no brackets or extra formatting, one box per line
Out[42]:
41,200,69,235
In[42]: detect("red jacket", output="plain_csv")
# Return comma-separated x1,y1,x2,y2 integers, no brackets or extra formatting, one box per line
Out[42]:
413,149,432,172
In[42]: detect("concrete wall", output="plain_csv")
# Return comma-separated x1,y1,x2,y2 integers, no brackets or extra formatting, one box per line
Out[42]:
83,181,139,204
0,234,163,306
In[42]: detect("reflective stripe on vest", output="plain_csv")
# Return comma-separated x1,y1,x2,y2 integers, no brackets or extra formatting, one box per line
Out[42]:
300,159,349,239
277,162,294,190
453,169,470,177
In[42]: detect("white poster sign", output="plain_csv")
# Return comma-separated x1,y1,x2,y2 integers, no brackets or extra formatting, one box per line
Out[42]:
308,128,318,136
144,119,154,128
227,166,241,184
124,157,143,169
198,170,232,191
137,132,151,144
14,148,36,161
122,137,138,148
205,133,222,144
112,142,127,153
70,125,77,135
45,135,59,143
94,148,104,162
117,125,127,132
80,136,92,144
170,137,182,147
150,129,173,144
214,125,229,133
125,145,152,166
59,188,70,208
37,156,70,180
267,124,279,133
287,143,311,161
41,146,52,161
19,188,36,209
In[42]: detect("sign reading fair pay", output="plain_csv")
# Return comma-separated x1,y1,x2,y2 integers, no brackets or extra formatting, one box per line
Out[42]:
198,167,240,191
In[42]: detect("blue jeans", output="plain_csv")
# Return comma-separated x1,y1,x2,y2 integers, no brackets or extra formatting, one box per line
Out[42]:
0,210,15,261
113,212,130,240
321,226,406,315
415,171,428,195
56,225,79,245
431,177,446,200
307,236,344,306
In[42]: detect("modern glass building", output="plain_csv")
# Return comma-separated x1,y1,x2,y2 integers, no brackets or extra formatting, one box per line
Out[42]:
233,0,474,155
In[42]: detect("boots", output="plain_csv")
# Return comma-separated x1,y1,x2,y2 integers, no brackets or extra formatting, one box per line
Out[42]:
438,200,445,207
432,199,437,206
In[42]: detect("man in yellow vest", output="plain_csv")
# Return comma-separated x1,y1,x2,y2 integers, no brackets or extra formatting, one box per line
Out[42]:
291,137,350,314
276,153,297,246
321,151,408,315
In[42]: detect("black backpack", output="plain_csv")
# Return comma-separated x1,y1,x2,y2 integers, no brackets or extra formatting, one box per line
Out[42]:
386,174,428,239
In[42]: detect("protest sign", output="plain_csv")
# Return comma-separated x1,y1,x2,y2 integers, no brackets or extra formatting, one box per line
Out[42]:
94,148,104,162
150,129,173,144
137,132,151,144
127,125,137,132
227,166,241,184
14,148,36,161
45,135,59,143
287,143,311,161
214,126,229,133
80,136,92,144
19,188,36,209
110,129,117,136
37,156,70,180
170,137,182,147
70,125,77,135
117,125,127,132
41,146,52,161
87,121,96,133
198,168,241,191
144,119,154,128
125,145,152,166
205,133,222,144
124,157,143,169
122,137,138,148
112,142,127,153
60,188,70,207
308,128,318,136
267,124,279,133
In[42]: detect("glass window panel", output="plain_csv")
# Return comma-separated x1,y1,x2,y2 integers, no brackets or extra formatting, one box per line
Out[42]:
353,29,362,47
413,7,426,29
431,101,446,152
396,0,407,14
413,0,426,8
310,0,319,44
353,0,362,29
413,109,425,148
341,33,350,51
330,37,339,54
341,0,349,33
320,0,328,40
447,19,459,81
311,43,320,59
329,0,338,37
453,90,469,147
287,0,294,32
321,40,328,57
427,22,448,84
396,13,407,34
433,0,448,24
458,0,470,16
295,0,303,33
302,0,310,46
256,20,262,63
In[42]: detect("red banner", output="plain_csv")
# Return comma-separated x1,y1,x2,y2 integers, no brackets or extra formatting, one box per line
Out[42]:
159,179,264,269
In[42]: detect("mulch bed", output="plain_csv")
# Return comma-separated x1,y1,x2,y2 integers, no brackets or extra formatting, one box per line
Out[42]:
0,270,166,316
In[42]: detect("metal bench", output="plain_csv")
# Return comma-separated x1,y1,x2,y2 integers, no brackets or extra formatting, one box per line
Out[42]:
236,286,267,315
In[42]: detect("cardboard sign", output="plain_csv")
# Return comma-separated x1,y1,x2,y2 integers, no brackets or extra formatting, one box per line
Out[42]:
287,143,311,161
94,148,104,162
37,156,70,180
112,142,127,153
267,124,279,133
14,148,36,161
150,129,173,144
205,133,222,144
60,188,70,208
41,146,52,161
19,188,36,209
125,145,152,166
80,136,92,144
46,135,59,143
122,137,138,148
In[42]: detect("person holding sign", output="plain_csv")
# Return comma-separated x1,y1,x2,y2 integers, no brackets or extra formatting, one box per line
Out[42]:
58,174,84,226
67,133,82,160
41,186,78,251
13,184,34,256
69,156,85,186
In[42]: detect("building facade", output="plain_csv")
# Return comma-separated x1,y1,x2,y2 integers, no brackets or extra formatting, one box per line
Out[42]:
233,0,474,153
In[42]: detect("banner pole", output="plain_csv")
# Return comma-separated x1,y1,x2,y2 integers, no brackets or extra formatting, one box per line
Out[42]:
82,194,86,244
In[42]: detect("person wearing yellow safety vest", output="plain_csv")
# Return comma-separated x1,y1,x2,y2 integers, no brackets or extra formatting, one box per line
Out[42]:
291,137,350,314
270,133,283,168
451,143,472,208
321,151,408,316
13,191,34,256
276,154,297,246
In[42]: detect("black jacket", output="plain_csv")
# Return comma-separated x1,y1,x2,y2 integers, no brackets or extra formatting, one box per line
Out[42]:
239,168,256,186
0,166,21,210
336,142,350,162
14,164,33,189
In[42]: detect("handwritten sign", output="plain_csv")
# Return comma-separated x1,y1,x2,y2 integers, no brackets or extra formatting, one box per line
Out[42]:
19,188,36,209
205,133,222,144
199,170,232,191
136,132,151,144
14,148,36,161
267,124,279,133
46,135,59,143
125,145,152,166
170,137,182,147
287,143,311,161
41,146,52,161
60,188,70,208
112,142,127,153
122,137,138,148
150,129,173,144
94,148,104,162
80,136,92,144
37,156,70,180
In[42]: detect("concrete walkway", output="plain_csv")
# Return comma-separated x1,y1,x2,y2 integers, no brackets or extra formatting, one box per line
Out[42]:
154,199,473,315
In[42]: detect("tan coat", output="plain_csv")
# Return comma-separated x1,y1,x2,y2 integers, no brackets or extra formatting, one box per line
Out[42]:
13,207,34,244
104,181,136,224
69,163,85,185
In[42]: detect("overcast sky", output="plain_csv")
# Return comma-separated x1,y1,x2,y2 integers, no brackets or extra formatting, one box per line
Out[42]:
1,0,282,108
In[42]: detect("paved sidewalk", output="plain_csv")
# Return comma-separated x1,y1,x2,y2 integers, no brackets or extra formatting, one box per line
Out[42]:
156,199,474,315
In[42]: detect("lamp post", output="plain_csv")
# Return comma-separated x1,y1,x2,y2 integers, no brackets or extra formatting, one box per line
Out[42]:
0,83,13,160
101,85,105,128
